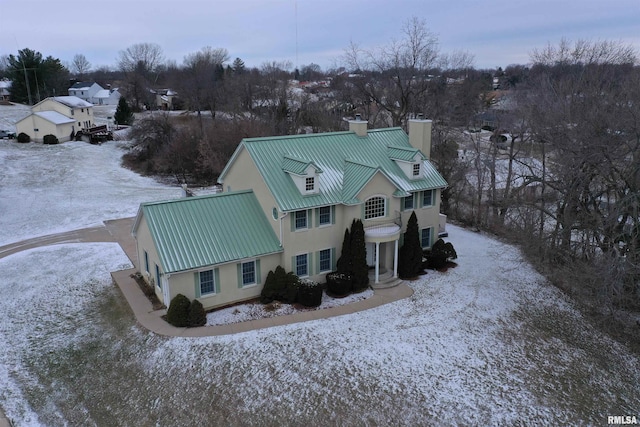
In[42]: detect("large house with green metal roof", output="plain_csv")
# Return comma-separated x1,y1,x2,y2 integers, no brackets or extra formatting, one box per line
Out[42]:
133,117,448,311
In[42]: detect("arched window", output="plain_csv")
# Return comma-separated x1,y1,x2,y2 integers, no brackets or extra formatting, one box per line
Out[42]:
364,196,386,219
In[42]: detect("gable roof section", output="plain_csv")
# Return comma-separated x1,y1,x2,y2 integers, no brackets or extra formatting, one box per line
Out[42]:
220,128,447,211
70,81,99,90
282,155,322,175
51,96,92,108
387,146,425,162
33,111,75,125
137,190,282,274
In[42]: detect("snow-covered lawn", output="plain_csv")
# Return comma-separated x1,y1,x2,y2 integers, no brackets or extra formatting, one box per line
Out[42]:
0,107,639,425
0,108,181,246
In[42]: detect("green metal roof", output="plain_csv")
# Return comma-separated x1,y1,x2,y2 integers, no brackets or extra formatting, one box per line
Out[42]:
139,190,282,274
387,146,425,162
221,127,447,212
282,155,322,175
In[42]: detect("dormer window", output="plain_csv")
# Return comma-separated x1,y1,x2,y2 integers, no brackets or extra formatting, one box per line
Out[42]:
305,177,315,192
282,155,322,195
412,163,421,177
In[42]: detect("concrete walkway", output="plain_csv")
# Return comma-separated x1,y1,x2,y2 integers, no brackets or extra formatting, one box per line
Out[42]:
111,268,414,337
2,217,414,338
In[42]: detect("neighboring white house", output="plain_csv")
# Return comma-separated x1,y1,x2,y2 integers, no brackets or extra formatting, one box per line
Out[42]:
68,82,121,106
133,117,449,311
151,88,178,110
92,88,121,105
68,82,102,103
15,96,94,142
0,79,11,101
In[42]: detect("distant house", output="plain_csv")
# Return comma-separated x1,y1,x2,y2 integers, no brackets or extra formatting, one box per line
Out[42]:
68,82,121,106
68,82,102,103
133,117,448,311
0,79,11,101
15,96,94,142
151,88,178,110
92,88,121,106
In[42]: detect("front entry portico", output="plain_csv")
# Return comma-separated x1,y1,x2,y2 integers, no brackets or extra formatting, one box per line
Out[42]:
364,223,401,283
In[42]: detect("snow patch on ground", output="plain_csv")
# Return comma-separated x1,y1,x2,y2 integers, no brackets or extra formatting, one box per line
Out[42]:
0,243,132,426
207,289,374,325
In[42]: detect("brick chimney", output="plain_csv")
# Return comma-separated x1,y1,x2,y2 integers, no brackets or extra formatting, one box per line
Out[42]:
408,114,432,159
348,114,368,137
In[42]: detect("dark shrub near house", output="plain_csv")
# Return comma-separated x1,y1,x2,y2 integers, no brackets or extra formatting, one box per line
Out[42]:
326,272,353,297
424,238,458,270
167,293,191,327
188,299,207,327
297,279,323,307
261,266,300,304
16,132,30,143
350,219,370,291
398,211,423,279
43,134,59,145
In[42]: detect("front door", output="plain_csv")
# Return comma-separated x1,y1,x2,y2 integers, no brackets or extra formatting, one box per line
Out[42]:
366,243,376,267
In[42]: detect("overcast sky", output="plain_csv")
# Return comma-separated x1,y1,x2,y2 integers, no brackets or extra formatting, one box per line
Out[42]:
1,0,639,72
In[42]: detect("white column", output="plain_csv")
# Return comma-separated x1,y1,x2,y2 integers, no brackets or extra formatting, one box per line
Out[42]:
375,242,380,283
393,239,398,278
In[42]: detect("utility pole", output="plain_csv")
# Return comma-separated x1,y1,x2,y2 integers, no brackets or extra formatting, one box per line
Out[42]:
22,63,32,105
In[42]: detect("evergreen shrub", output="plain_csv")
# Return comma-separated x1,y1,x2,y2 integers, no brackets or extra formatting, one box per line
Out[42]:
17,132,30,143
424,239,458,270
326,272,352,297
261,266,300,304
188,299,207,327
297,279,323,307
166,293,190,327
43,134,59,145
398,211,423,279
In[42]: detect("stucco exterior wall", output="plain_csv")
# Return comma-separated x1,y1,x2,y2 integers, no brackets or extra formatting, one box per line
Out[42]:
33,99,94,130
400,188,441,248
167,252,282,311
133,215,166,301
15,115,74,143
221,147,281,238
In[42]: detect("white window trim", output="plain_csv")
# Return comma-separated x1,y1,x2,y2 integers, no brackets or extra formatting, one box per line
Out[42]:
422,189,434,208
295,253,310,278
241,260,257,288
364,195,387,220
421,227,433,249
318,248,332,273
403,194,414,211
199,269,217,296
318,206,332,227
294,210,308,230
305,176,315,192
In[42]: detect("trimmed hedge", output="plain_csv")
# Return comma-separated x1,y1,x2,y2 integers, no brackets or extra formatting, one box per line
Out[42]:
261,266,299,304
43,134,59,145
17,132,30,143
297,279,323,307
166,293,190,327
424,239,458,270
188,299,207,327
326,272,352,297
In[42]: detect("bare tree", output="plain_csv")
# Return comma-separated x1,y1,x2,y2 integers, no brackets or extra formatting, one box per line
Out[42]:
179,47,229,125
117,43,165,110
343,17,441,127
71,54,91,78
511,39,640,311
